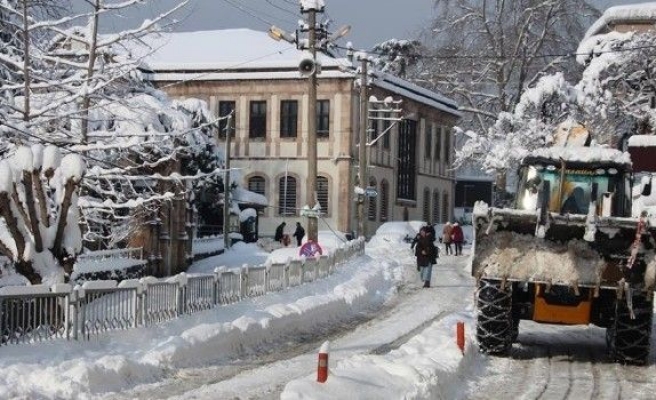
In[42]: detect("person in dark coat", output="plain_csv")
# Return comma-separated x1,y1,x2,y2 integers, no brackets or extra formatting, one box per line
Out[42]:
292,222,305,246
274,222,286,243
561,187,585,214
412,224,439,262
415,228,437,288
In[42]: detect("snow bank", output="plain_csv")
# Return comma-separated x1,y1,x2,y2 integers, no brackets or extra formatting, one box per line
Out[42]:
0,247,401,399
281,312,478,400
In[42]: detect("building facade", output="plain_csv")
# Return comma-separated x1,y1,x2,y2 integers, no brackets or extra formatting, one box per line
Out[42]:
140,29,460,238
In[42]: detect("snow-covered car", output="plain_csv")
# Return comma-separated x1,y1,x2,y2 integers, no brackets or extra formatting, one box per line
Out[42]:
369,221,422,247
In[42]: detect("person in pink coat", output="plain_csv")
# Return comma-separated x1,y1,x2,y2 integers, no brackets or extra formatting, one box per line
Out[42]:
451,222,464,256
442,222,453,255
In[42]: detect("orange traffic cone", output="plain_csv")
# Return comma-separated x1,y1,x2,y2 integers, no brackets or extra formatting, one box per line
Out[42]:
457,321,465,354
317,341,330,383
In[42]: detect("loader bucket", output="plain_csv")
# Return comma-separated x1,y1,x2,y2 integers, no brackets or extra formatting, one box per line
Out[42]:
471,207,655,290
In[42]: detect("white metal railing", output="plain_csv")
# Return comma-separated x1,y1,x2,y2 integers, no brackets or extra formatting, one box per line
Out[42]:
77,247,143,262
0,237,365,345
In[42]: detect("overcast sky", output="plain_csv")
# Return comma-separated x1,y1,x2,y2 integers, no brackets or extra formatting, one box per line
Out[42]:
82,0,433,52
77,0,655,51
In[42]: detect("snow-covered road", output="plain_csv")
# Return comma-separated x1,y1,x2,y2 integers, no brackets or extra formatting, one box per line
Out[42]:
466,320,656,400
100,245,476,399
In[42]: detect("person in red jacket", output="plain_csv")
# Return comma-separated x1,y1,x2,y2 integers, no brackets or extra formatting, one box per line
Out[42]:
451,222,464,256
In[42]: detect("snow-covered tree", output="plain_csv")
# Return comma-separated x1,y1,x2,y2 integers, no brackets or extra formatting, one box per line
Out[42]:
459,72,581,173
0,0,228,284
576,30,656,144
418,0,599,166
460,28,656,176
372,39,422,78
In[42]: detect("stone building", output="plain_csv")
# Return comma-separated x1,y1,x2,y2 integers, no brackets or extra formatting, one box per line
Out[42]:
139,29,460,238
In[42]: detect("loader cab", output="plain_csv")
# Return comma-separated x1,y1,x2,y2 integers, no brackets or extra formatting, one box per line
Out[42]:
515,158,632,218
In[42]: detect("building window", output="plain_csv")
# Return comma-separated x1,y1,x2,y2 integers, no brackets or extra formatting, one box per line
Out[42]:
248,176,266,196
432,190,440,224
397,119,417,200
435,127,442,161
444,128,451,165
317,100,330,138
280,100,298,138
279,176,296,216
423,188,430,222
442,192,449,222
380,180,389,221
316,176,329,215
368,178,377,221
249,101,267,139
382,112,391,150
218,101,236,139
425,123,432,159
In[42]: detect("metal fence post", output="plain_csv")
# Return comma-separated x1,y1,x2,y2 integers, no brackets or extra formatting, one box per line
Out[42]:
213,268,221,306
175,272,188,316
240,265,248,299
265,265,270,293
76,286,85,340
284,262,290,289
141,280,149,326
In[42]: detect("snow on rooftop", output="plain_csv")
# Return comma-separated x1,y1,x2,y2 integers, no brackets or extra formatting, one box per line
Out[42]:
136,29,459,117
136,29,349,72
628,134,656,147
584,2,656,40
526,146,632,166
372,71,461,118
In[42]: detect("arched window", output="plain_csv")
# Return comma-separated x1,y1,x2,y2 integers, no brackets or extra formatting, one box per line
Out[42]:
422,188,431,222
432,190,440,224
380,180,389,221
367,177,377,221
442,192,450,222
279,176,297,216
317,176,329,215
247,176,266,196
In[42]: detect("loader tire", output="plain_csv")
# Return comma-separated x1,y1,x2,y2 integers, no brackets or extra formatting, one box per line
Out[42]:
476,279,513,355
510,318,520,343
608,292,653,365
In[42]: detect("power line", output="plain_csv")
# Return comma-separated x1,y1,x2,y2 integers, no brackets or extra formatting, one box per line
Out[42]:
219,0,297,28
334,42,656,61
265,0,301,19
277,0,298,7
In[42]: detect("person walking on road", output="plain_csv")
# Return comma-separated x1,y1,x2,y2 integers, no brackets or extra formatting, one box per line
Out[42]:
292,222,305,246
414,227,437,288
274,222,286,243
442,222,453,255
451,222,464,256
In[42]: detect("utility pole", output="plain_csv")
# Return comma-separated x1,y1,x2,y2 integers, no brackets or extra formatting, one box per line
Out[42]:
268,4,349,243
223,113,232,251
305,6,319,242
357,56,369,239
363,95,403,235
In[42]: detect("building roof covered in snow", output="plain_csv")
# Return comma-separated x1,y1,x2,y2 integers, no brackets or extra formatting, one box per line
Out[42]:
628,135,656,173
136,29,460,117
584,2,656,40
